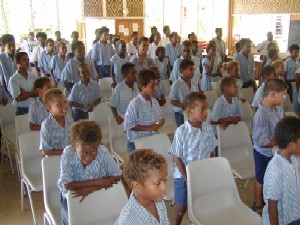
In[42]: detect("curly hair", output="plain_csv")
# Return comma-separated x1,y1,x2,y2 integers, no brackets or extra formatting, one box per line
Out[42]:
33,77,51,90
43,88,63,107
123,149,167,185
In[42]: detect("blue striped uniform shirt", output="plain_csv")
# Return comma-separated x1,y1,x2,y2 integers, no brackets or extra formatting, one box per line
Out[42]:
0,51,18,88
252,82,265,108
154,58,169,80
201,57,220,91
28,98,49,125
91,41,114,66
110,54,131,83
38,50,55,75
129,54,154,73
284,56,300,80
50,54,68,81
165,43,181,66
233,52,255,84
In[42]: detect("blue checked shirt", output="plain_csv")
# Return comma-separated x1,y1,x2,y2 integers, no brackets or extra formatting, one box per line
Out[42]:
8,72,37,107
169,77,199,114
50,54,68,81
252,82,265,108
109,81,139,116
39,114,74,151
154,58,169,80
252,104,283,157
91,41,114,66
233,52,255,84
110,54,131,83
57,144,122,198
169,121,218,179
130,54,154,72
38,50,55,75
284,56,300,80
28,98,49,125
262,152,300,225
115,193,169,225
67,80,103,112
201,57,220,91
165,43,181,66
0,51,18,88
124,94,161,142
211,95,242,121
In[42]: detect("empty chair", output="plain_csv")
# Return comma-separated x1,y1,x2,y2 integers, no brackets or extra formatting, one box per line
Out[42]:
67,181,127,225
187,157,261,225
210,81,221,96
160,79,171,96
42,155,62,225
99,77,113,101
239,101,254,133
283,95,293,113
134,133,174,201
204,91,218,110
159,97,177,134
242,87,255,104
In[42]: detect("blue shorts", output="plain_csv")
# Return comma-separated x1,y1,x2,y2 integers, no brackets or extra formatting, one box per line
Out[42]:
253,149,272,184
174,112,184,127
174,178,187,207
127,141,136,153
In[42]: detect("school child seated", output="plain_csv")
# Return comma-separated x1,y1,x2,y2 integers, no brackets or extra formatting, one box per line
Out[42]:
110,40,131,87
252,79,286,215
124,69,165,153
262,117,300,225
115,149,169,225
50,41,68,84
150,65,166,106
148,32,161,59
68,63,102,121
264,49,278,67
39,88,74,156
169,92,217,225
32,32,47,76
165,32,181,68
154,46,170,80
39,38,55,77
252,66,277,109
130,37,154,72
109,62,139,125
28,77,51,131
227,61,245,102
126,32,138,56
170,59,200,127
210,77,242,133
272,59,285,81
8,51,37,115
57,120,122,225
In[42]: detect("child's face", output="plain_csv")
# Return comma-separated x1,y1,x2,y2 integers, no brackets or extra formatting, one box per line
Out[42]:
157,49,165,59
74,44,85,59
276,64,284,76
242,43,251,54
37,81,51,99
271,52,279,61
132,35,139,46
188,100,208,122
47,94,68,117
265,72,277,82
229,66,239,78
46,42,54,52
118,43,126,54
72,33,79,42
171,36,178,45
74,142,98,166
273,90,287,105
17,54,30,70
153,34,161,45
189,34,196,41
125,67,137,83
38,37,46,47
59,44,67,56
141,79,158,97
182,45,192,59
138,41,149,55
79,65,91,83
208,47,216,56
100,32,109,42
290,50,299,59
181,65,195,80
225,83,238,97
5,41,16,56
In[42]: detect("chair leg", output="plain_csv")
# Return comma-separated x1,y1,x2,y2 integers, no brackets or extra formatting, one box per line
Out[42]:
243,179,249,189
21,179,24,211
1,136,4,163
15,153,21,182
5,138,14,174
25,182,37,225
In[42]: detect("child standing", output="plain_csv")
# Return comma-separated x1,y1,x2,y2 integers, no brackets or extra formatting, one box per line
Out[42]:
115,149,169,225
50,41,68,84
169,92,217,225
32,32,47,76
148,32,161,59
124,69,165,153
39,39,55,77
262,117,300,225
126,32,139,56
39,88,74,156
110,40,131,87
150,65,166,106
154,46,170,80
28,77,51,131
272,59,285,81
68,63,102,121
165,32,181,68
264,49,278,67
8,51,37,115
109,63,139,125
227,61,244,101
252,79,286,215
57,120,122,225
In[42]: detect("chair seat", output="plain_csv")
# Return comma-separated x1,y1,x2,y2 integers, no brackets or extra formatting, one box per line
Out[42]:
111,137,128,160
22,157,43,191
99,123,109,145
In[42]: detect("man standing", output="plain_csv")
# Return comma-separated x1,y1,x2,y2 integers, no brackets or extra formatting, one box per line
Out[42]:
212,28,226,63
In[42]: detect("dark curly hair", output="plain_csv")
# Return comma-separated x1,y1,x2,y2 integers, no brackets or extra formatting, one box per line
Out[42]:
275,117,300,149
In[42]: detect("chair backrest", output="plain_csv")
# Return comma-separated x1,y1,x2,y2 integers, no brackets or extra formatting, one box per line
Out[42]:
160,80,171,96
99,78,113,101
283,95,293,112
239,101,253,132
210,81,221,96
241,87,255,104
89,103,112,123
19,131,41,162
204,91,218,110
0,103,16,126
15,114,30,151
67,181,127,225
57,83,65,92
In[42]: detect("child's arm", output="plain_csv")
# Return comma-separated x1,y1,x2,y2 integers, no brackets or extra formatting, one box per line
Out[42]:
110,106,124,125
173,156,187,181
110,64,117,88
261,140,277,148
203,56,215,76
268,199,279,225
69,101,86,109
63,81,73,91
29,122,41,131
170,100,185,110
131,118,165,132
158,95,166,106
93,61,100,78
15,88,37,102
50,69,57,86
87,98,101,112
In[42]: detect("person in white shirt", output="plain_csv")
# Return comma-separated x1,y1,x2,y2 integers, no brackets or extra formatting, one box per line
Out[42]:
32,32,47,76
21,32,38,67
212,28,226,63
159,25,171,47
257,32,279,56
126,32,139,56
147,32,161,59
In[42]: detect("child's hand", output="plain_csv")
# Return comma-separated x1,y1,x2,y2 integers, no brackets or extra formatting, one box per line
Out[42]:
99,176,121,189
116,116,124,125
157,118,165,127
1,98,8,106
72,187,98,202
111,82,117,88
220,121,230,129
86,104,94,112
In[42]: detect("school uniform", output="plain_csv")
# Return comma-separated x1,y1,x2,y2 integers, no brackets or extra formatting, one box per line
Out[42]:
201,57,219,91
126,42,138,56
50,54,68,82
233,52,255,86
154,58,169,80
21,40,38,64
130,54,154,72
154,82,165,99
110,54,131,83
212,37,226,61
252,82,265,108
28,98,49,126
165,43,181,67
32,45,45,64
38,50,54,76
147,43,160,59
0,51,18,89
284,56,300,102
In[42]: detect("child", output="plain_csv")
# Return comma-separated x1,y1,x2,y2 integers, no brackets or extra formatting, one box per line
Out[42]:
39,39,55,77
262,117,300,225
284,44,299,102
262,43,277,67
28,77,51,131
86,40,97,60
154,46,170,80
115,149,169,225
227,61,244,101
150,65,166,106
57,120,122,225
169,92,218,225
130,37,154,72
126,32,139,56
210,77,241,133
124,69,165,153
191,40,202,60
165,32,181,68
201,43,221,91
148,32,161,59
272,59,285,81
160,25,171,47
109,62,139,125
50,41,68,84
68,63,102,121
252,79,286,215
169,59,200,127
264,49,278,67
212,28,226,63
0,34,17,90
66,31,79,54
21,32,38,67
8,51,37,115
39,88,74,155
92,27,114,79
32,32,47,76
110,40,131,87
252,66,277,109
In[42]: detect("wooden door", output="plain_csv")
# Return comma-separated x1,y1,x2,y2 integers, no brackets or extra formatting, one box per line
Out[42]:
115,19,144,43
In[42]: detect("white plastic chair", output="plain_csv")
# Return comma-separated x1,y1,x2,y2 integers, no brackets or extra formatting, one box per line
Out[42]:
242,87,255,104
187,157,261,225
89,103,112,145
99,77,113,101
283,94,294,113
108,116,128,163
19,131,43,225
57,83,64,92
217,122,255,187
159,97,177,135
160,80,171,96
204,91,218,110
42,155,62,225
210,81,221,96
284,111,298,118
134,133,174,201
67,181,127,225
239,101,254,134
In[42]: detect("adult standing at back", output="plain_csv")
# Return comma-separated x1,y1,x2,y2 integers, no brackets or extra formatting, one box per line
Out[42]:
257,31,279,56
212,28,226,63
159,25,171,47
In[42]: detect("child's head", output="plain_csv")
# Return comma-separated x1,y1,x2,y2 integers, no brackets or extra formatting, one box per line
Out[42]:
180,59,195,80
46,39,55,52
185,92,208,122
72,41,85,59
221,77,238,97
235,41,241,53
275,117,300,154
116,40,126,54
29,32,35,41
137,69,158,96
268,49,278,61
78,63,91,83
1,34,15,56
153,32,161,45
95,28,101,41
0,37,4,53
267,31,273,41
58,41,67,56
112,37,120,49
99,27,109,42
163,25,170,36
181,40,192,59
15,51,30,70
188,33,196,41
263,79,287,105
288,44,299,59
227,61,239,79
43,88,68,117
71,31,79,42
70,120,102,166
150,65,160,80
215,28,222,38
123,149,167,202
131,32,139,45
155,46,165,59
169,32,179,45
191,40,199,54
121,62,137,82
206,43,216,56
67,52,75,60
239,38,251,54
262,65,277,83
55,31,61,40
138,37,149,55
33,77,51,99
272,59,284,77
36,32,47,47
267,42,276,51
